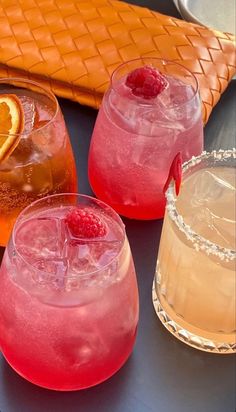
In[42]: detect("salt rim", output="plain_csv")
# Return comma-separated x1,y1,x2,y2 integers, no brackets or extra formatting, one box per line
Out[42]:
166,148,236,262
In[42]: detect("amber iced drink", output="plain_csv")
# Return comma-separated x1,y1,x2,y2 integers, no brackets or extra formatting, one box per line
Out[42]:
0,78,77,246
0,194,139,390
89,58,203,220
153,149,236,353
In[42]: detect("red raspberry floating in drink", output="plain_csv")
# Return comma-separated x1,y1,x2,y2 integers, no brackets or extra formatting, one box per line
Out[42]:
65,207,107,238
125,66,168,99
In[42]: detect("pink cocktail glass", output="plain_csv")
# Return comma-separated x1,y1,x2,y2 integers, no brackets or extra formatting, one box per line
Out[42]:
88,58,203,220
0,193,139,390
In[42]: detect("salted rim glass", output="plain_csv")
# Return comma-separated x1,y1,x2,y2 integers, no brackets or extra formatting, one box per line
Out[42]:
165,148,236,262
111,57,199,109
0,77,59,138
12,193,126,281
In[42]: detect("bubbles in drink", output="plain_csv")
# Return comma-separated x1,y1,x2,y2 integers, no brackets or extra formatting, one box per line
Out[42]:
18,95,36,134
25,159,53,193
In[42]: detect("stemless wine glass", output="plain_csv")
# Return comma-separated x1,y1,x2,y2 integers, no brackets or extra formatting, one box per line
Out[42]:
153,149,236,353
88,58,203,220
0,193,139,390
0,78,77,246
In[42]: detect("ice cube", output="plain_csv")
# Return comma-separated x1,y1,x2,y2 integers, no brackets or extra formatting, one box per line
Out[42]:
15,217,65,260
139,108,186,135
157,76,197,124
32,257,68,287
65,238,121,276
18,95,35,134
158,76,194,108
190,169,235,211
66,240,101,275
34,98,54,126
95,240,121,267
209,212,235,250
177,167,236,249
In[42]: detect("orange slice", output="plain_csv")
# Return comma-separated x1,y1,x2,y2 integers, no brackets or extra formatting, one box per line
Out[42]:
0,94,24,163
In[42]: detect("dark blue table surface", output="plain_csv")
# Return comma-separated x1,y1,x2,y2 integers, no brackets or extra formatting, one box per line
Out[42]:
0,1,236,411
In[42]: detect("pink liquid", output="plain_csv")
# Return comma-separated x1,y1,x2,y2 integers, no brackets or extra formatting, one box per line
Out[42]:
0,206,139,390
89,75,203,220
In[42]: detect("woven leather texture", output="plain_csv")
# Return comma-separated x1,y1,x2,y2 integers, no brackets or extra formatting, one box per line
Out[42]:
0,0,235,124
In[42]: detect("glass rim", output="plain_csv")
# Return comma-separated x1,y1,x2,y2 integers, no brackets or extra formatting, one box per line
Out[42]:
12,193,127,280
0,77,59,138
165,148,236,261
110,57,199,109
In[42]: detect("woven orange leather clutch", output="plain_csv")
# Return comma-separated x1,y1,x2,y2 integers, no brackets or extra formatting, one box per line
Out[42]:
0,0,235,124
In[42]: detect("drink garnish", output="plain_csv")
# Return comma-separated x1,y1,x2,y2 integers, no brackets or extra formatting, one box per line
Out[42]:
163,152,182,196
125,66,168,99
65,207,107,238
0,94,24,162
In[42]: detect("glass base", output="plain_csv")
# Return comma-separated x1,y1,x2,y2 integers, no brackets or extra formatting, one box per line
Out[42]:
152,280,236,354
1,349,134,391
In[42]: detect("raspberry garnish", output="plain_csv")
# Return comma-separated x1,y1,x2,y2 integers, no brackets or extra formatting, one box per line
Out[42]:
65,208,107,238
125,66,168,99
